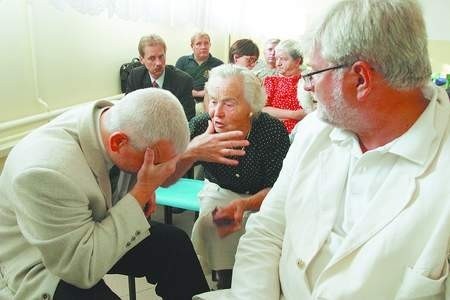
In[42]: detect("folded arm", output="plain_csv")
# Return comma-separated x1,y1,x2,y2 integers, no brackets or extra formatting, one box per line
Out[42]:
262,106,305,121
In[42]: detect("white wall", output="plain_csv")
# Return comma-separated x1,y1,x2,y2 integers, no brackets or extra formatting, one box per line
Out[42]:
1,0,448,125
0,1,42,121
1,0,450,168
419,0,450,41
0,0,228,162
0,0,228,124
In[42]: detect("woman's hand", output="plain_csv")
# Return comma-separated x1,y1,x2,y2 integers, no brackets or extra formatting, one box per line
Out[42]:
213,198,247,238
187,120,250,166
163,120,251,186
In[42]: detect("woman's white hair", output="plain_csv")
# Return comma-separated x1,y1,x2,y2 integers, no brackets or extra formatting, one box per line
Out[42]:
104,88,189,153
304,0,431,89
275,39,303,61
205,64,266,114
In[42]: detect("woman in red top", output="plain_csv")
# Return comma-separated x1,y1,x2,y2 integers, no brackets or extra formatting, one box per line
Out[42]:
263,39,305,133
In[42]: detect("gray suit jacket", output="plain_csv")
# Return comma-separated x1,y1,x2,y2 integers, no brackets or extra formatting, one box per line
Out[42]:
0,101,150,299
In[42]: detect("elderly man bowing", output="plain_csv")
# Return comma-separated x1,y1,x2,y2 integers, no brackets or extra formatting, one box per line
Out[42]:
0,89,209,300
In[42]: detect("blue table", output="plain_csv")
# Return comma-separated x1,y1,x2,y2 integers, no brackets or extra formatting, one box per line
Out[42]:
156,178,203,224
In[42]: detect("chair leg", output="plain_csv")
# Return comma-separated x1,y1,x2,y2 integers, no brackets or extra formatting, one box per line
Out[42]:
164,206,173,224
128,276,136,300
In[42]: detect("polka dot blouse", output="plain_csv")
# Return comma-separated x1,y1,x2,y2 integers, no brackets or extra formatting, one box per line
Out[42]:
264,74,302,133
189,112,290,195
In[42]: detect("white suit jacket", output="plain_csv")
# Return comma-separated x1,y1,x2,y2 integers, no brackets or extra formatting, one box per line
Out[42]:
195,86,450,300
0,101,151,300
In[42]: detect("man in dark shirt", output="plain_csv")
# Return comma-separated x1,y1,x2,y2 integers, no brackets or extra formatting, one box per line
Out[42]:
176,32,223,113
126,34,196,120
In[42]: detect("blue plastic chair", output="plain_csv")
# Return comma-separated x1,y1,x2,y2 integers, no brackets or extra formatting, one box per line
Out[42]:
155,178,203,224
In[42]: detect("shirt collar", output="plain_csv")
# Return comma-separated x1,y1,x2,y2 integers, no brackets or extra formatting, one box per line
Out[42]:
190,53,212,63
388,84,438,165
150,69,165,88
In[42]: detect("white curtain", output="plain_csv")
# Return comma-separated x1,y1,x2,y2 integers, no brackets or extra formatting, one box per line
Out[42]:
49,0,212,28
48,0,338,38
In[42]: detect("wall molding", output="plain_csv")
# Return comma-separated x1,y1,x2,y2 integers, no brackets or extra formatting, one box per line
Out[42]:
0,94,123,158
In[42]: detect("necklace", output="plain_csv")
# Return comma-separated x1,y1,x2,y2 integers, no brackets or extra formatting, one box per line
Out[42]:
234,125,251,156
242,126,251,150
233,126,251,179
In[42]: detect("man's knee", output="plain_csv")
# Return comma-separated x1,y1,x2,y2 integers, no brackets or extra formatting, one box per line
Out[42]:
151,222,192,249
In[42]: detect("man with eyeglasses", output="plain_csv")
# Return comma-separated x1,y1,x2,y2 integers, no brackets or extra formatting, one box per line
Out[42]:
194,0,450,299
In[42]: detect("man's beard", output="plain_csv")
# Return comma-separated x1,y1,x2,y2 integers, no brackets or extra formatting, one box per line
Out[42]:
316,74,360,130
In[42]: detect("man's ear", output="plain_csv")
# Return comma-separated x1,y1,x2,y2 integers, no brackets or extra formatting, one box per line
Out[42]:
139,56,144,64
352,61,374,99
109,132,128,153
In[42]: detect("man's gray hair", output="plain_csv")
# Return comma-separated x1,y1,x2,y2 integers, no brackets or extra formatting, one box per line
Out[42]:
265,38,281,47
275,39,303,61
304,0,431,89
205,64,266,114
105,88,190,153
191,32,211,46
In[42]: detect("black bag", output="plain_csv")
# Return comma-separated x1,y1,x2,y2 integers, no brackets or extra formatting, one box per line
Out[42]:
119,58,142,93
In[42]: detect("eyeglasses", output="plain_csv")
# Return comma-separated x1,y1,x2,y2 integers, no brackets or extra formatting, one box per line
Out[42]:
302,64,347,86
240,55,258,64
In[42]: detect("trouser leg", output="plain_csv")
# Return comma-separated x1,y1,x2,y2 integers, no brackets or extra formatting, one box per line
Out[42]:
53,279,120,300
109,221,209,300
216,269,233,290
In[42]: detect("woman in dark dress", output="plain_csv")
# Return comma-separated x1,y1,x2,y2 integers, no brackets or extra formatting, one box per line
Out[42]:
166,64,290,289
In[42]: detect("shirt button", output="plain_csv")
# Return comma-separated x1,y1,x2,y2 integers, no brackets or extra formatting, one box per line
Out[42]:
131,236,136,241
126,242,131,247
42,293,50,299
297,259,305,269
235,173,240,178
135,230,141,236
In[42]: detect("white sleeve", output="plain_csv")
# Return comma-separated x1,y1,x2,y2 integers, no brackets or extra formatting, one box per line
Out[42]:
230,137,301,300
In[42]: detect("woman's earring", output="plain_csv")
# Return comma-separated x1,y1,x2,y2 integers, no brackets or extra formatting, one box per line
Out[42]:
249,112,253,118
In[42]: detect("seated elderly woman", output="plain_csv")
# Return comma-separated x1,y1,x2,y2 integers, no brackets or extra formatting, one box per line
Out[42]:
263,39,305,133
228,39,260,70
165,64,290,289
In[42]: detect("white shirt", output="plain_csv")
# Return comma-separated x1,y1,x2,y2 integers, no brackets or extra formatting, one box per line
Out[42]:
150,70,166,88
307,93,437,289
